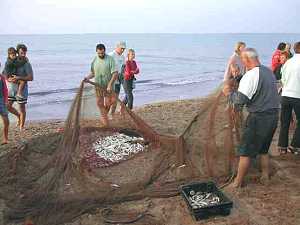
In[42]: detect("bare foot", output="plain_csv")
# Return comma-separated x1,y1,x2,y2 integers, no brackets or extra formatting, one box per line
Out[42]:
16,116,21,128
223,181,242,194
260,174,270,185
100,116,109,127
1,142,8,145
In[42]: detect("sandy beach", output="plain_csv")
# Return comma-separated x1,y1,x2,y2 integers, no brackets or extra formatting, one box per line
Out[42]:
0,96,299,225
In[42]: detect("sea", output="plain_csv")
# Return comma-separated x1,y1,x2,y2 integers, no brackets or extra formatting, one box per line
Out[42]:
0,33,299,121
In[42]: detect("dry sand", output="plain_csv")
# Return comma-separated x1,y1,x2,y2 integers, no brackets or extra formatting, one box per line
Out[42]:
0,97,300,225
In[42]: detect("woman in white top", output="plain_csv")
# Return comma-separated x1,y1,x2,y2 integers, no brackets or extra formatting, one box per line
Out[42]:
224,42,246,83
278,42,300,154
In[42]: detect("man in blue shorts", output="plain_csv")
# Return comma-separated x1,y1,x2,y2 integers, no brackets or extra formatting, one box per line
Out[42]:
3,44,34,131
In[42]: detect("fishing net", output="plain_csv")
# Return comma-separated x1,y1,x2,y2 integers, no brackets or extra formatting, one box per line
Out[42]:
0,79,242,225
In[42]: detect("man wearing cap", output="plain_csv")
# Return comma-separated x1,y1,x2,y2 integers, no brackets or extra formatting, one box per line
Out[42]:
108,41,126,116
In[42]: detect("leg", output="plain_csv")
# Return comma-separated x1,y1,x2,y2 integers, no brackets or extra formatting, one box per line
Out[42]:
17,81,26,98
291,99,300,148
232,156,251,187
278,97,292,149
122,80,130,107
110,84,120,115
260,154,270,180
19,103,26,130
96,95,109,126
7,101,20,118
127,80,134,110
1,115,9,144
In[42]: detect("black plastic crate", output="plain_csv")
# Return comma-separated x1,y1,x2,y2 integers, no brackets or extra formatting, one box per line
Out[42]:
179,181,233,220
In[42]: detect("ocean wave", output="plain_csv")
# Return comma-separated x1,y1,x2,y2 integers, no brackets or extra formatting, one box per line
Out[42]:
152,77,219,87
30,87,78,96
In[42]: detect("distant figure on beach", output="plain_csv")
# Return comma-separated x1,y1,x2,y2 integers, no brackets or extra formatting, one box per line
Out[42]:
0,68,9,145
2,44,34,131
223,48,280,189
277,42,300,155
84,44,118,126
285,42,293,59
224,42,246,82
271,42,287,73
123,49,140,110
109,41,126,117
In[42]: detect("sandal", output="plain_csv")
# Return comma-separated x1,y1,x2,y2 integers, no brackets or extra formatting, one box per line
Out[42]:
288,146,299,155
278,147,287,155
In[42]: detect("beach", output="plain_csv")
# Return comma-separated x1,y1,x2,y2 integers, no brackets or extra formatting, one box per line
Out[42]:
1,96,299,225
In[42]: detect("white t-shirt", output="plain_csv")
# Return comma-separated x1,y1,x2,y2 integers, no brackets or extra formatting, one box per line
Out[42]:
238,67,260,100
108,50,125,74
281,54,300,99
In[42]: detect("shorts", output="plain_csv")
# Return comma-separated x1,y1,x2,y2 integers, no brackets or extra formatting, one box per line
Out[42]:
238,109,279,158
114,83,121,94
0,98,8,116
7,82,28,104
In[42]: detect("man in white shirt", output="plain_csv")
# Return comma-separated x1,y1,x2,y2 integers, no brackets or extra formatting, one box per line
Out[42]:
278,42,300,154
223,48,279,189
108,41,126,116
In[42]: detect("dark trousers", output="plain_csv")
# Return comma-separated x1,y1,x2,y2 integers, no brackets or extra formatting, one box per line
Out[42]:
123,79,134,109
278,96,300,148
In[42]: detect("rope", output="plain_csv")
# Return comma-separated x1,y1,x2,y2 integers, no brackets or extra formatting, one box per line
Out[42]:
101,201,153,224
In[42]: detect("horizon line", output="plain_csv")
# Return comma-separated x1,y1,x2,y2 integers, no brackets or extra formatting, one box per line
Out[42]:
1,32,300,36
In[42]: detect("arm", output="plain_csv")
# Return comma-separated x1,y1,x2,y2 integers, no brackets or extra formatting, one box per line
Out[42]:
223,68,259,110
280,64,287,86
84,72,95,81
107,71,118,92
228,91,250,111
1,76,8,104
133,61,139,75
84,59,96,81
107,57,118,92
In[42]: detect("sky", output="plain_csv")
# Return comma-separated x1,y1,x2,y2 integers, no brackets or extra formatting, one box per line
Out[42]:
0,0,299,34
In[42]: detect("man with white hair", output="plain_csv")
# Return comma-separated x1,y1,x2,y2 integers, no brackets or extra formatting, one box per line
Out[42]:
223,48,280,188
109,41,126,116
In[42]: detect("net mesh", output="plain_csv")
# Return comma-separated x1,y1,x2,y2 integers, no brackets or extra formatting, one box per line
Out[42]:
0,80,242,225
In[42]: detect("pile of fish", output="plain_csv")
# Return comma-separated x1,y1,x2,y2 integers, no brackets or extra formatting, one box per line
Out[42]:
92,133,146,163
189,190,221,209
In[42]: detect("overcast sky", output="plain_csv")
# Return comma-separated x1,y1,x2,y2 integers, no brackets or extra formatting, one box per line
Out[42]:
0,0,299,34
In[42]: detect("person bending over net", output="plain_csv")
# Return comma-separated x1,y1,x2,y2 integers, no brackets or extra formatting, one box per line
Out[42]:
84,43,118,126
223,48,280,189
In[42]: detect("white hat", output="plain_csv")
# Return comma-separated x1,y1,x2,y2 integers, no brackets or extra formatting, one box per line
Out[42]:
117,41,126,49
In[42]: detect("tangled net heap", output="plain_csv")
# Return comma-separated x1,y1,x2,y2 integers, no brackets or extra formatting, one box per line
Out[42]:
0,80,242,225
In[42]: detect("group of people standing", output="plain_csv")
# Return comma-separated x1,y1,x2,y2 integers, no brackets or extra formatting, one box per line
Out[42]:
83,41,140,126
223,41,300,189
0,41,140,144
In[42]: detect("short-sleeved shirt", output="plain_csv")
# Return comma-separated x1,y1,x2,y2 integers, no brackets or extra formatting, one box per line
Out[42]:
108,51,125,85
237,65,279,113
108,51,125,74
91,54,118,88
